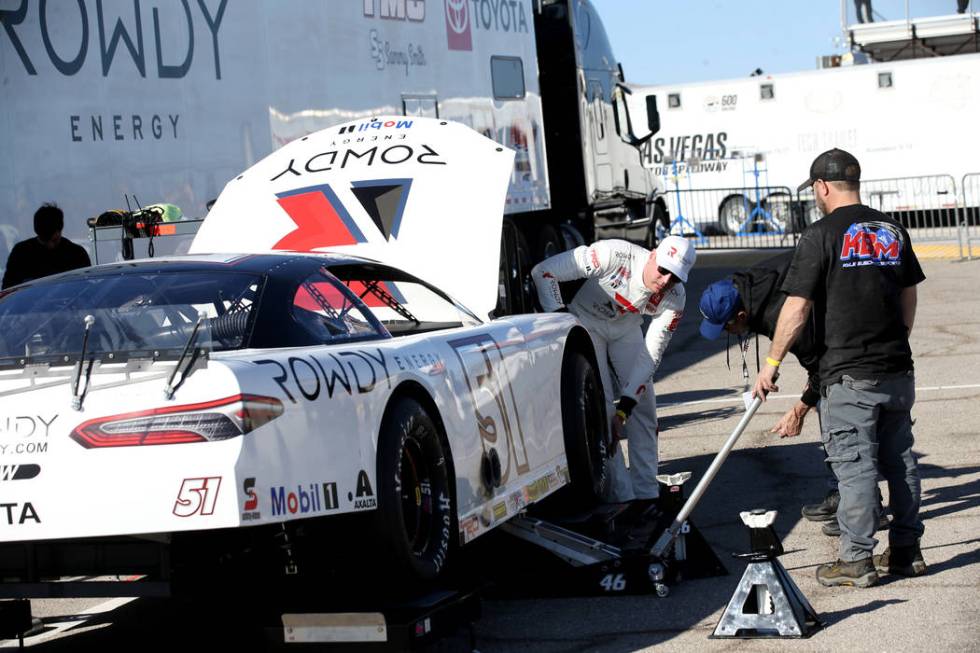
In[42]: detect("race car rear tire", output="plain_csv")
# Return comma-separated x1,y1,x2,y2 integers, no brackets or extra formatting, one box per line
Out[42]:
373,397,453,582
561,351,608,504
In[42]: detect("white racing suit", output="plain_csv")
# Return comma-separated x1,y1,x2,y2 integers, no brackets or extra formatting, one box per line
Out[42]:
531,239,685,502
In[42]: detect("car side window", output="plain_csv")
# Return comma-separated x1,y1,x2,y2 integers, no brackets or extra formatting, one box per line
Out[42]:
291,271,382,343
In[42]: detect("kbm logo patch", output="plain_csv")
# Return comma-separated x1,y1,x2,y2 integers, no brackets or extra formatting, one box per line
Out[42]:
839,221,903,267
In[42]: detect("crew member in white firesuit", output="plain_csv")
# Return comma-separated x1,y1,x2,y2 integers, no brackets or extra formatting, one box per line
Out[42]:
531,236,696,504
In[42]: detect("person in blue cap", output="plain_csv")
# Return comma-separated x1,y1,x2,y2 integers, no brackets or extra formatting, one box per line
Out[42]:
699,252,889,537
699,252,820,437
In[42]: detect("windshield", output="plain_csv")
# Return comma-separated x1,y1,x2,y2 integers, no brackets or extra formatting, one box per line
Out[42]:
0,271,262,365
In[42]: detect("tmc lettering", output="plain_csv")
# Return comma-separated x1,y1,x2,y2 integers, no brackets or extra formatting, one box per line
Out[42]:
0,0,227,79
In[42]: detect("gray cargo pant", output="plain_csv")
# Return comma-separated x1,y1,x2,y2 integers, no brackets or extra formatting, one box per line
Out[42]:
819,371,924,562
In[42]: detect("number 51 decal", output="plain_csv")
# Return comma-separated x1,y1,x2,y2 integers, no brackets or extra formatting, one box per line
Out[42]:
173,476,222,517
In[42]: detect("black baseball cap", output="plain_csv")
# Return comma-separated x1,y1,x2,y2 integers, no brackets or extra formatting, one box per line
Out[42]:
797,148,861,193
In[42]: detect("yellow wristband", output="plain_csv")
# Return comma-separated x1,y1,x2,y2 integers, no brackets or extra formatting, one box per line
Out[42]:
766,356,782,367
615,409,628,422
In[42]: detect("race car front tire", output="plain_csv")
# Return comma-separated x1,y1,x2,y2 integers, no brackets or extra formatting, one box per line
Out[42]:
561,351,608,505
373,397,454,582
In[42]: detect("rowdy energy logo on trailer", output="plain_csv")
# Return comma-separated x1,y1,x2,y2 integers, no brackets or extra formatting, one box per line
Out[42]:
839,221,904,268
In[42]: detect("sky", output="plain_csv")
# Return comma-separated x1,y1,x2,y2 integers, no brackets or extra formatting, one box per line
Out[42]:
591,0,972,86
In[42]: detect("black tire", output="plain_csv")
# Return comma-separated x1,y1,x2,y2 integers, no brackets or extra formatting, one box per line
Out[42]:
561,351,608,504
373,397,453,582
534,223,565,261
719,194,753,235
645,202,670,249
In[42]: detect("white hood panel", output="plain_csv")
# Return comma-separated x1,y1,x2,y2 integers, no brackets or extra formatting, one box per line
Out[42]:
191,117,515,319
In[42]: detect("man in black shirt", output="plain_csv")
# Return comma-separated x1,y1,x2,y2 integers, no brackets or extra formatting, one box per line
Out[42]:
700,253,890,535
753,149,926,587
2,204,91,289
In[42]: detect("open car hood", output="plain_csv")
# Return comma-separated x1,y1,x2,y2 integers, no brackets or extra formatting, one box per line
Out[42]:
191,117,515,320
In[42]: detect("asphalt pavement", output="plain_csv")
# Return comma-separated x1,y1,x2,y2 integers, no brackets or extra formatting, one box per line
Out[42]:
6,250,979,652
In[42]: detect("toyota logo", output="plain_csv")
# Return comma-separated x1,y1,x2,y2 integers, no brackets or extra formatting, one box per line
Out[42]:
445,0,469,34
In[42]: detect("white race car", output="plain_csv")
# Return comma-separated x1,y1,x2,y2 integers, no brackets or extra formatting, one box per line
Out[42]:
0,118,608,588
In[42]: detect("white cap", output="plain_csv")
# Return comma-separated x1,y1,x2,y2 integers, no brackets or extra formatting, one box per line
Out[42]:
655,236,696,283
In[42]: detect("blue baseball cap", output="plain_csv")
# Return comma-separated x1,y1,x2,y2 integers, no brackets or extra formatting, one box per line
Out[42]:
699,279,741,340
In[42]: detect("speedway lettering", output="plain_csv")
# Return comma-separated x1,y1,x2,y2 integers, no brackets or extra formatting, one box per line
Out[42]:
270,143,446,181
256,348,391,404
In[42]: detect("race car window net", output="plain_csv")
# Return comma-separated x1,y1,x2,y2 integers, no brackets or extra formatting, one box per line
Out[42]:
327,263,481,336
291,271,385,344
0,271,262,367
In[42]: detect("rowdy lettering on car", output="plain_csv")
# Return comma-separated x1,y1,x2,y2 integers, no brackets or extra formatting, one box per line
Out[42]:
256,349,391,404
0,415,58,439
270,143,445,182
448,334,529,486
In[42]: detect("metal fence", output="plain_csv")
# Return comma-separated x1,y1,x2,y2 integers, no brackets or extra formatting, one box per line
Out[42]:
962,173,980,260
661,186,801,250
663,173,980,257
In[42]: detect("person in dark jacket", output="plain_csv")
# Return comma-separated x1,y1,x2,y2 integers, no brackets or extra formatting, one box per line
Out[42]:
699,252,820,436
699,252,888,535
2,203,91,289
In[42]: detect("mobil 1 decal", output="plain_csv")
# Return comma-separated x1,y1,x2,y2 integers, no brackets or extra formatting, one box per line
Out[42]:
839,221,905,268
271,176,417,251
448,334,529,485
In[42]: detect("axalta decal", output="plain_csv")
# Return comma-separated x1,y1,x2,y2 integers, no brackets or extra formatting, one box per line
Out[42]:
271,481,339,517
0,502,40,525
350,470,377,509
256,348,392,404
839,222,904,267
444,0,529,51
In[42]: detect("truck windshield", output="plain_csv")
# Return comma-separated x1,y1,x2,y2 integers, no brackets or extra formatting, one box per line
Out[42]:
0,271,262,365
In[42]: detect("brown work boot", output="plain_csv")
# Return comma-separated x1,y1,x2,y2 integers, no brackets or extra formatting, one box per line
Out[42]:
815,558,879,588
874,543,927,577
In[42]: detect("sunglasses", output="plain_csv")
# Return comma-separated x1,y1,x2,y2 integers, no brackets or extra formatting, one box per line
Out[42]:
658,266,679,285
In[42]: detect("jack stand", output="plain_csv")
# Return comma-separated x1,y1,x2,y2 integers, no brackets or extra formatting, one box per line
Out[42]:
712,510,822,639
654,473,727,582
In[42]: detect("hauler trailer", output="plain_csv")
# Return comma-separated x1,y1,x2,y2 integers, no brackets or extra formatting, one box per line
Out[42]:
637,50,980,235
0,0,662,314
